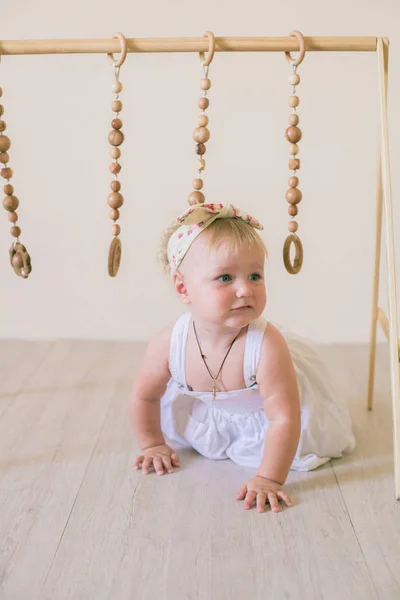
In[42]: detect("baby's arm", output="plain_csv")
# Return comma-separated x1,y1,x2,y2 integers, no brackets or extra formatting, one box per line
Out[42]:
256,323,301,485
130,322,178,474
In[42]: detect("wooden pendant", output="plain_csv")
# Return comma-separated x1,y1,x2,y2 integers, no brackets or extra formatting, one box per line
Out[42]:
211,379,217,400
108,236,122,277
188,32,215,207
9,242,32,278
283,234,303,275
283,30,306,275
107,33,127,277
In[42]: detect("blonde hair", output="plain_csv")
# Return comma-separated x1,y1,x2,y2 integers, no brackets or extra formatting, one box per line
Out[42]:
159,216,268,274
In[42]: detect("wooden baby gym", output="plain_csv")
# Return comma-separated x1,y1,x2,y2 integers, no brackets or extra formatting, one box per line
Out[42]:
1,33,399,500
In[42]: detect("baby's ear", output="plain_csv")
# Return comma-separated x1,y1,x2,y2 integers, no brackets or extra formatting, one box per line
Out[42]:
173,271,191,305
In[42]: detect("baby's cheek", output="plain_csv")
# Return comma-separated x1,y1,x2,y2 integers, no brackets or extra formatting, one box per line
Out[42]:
215,289,233,309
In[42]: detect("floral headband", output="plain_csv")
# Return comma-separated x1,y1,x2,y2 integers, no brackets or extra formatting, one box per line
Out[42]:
167,202,264,275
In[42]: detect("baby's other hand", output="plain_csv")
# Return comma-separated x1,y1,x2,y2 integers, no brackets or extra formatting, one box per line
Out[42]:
134,444,180,475
236,475,293,513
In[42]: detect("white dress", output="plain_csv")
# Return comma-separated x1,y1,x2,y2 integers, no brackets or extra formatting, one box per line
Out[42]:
160,312,356,471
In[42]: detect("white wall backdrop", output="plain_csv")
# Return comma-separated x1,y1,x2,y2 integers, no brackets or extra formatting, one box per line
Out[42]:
1,0,399,342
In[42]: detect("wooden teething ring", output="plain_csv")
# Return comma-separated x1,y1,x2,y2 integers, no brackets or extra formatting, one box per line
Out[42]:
283,234,303,275
108,237,122,277
107,32,128,68
285,30,306,67
199,31,215,67
9,242,32,278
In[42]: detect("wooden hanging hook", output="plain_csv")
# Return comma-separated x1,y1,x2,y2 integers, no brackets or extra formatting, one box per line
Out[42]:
199,31,215,66
285,30,306,66
107,32,128,67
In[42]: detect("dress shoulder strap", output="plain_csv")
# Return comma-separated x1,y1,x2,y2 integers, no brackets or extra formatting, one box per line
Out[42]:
243,315,268,387
169,312,191,386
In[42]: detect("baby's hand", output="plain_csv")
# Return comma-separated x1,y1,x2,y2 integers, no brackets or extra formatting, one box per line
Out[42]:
134,444,180,475
236,475,293,513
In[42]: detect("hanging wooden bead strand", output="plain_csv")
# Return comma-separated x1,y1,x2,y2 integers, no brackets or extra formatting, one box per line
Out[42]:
188,31,215,207
0,76,32,277
107,32,127,277
283,30,306,274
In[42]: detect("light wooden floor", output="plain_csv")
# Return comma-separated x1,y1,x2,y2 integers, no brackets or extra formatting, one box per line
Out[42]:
0,340,399,600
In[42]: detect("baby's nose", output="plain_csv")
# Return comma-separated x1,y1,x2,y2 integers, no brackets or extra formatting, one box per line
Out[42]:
236,281,253,297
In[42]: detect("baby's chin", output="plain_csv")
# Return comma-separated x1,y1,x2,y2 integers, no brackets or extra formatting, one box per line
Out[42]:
225,305,262,324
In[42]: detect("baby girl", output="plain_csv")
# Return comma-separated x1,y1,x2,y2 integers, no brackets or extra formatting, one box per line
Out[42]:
130,203,355,513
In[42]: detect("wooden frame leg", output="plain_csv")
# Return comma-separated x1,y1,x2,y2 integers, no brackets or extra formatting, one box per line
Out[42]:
377,37,400,500
367,139,383,411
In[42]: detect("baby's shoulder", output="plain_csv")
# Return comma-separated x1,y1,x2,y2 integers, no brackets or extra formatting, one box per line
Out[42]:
255,322,296,397
259,321,292,368
133,320,177,393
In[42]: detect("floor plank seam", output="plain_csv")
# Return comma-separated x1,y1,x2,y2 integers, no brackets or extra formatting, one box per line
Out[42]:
0,341,57,416
330,462,380,598
40,387,115,590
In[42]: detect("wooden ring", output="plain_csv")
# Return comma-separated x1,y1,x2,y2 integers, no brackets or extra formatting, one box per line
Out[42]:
108,33,128,68
283,234,303,274
108,237,122,277
285,31,306,67
199,31,215,67
9,242,32,279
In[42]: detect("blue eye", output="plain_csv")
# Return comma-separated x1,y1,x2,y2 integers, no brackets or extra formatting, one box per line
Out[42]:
218,274,232,282
249,273,262,281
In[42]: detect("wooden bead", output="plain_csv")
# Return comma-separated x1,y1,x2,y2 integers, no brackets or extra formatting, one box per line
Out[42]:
289,96,300,108
110,162,121,174
188,191,205,205
107,192,124,209
1,167,13,179
3,194,19,211
112,100,123,112
195,143,206,155
110,180,121,192
0,152,9,164
288,176,299,188
109,208,120,220
8,211,18,222
0,136,11,152
288,114,299,126
108,130,124,146
196,158,206,171
12,253,23,268
286,188,302,204
11,226,21,237
198,97,209,110
4,184,14,196
112,118,123,130
289,74,300,85
200,78,211,90
198,115,209,127
289,144,299,156
288,221,299,233
0,105,4,116
285,126,302,143
288,205,298,217
193,127,210,143
192,178,203,190
112,224,121,236
0,121,5,132
0,88,2,97
112,81,123,93
289,159,300,170
110,147,121,159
